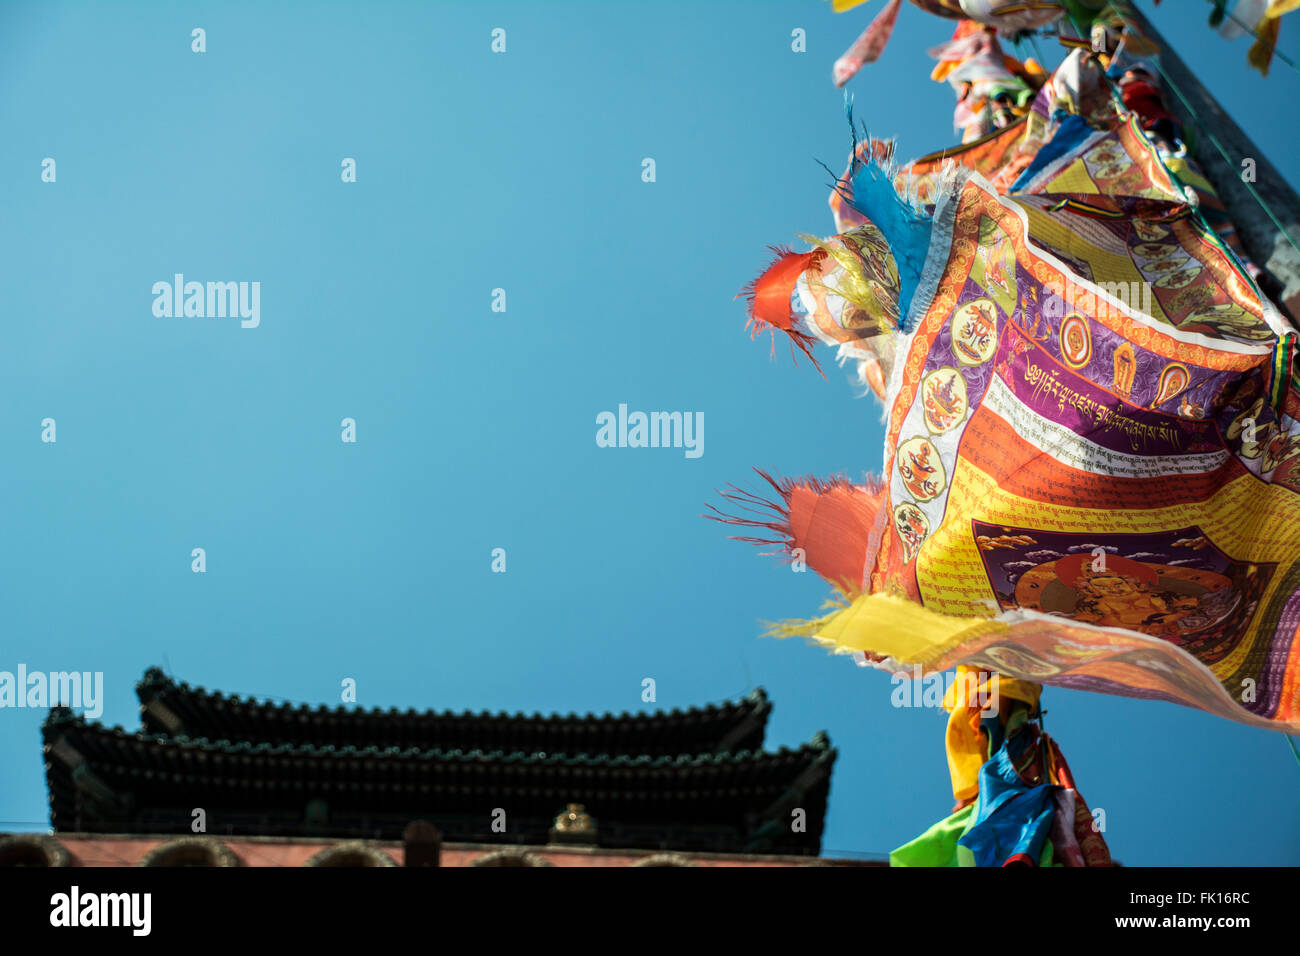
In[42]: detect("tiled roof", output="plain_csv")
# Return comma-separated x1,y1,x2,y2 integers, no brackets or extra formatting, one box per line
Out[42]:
43,708,835,855
136,668,770,756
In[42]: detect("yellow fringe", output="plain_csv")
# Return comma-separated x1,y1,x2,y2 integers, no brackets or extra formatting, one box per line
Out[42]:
797,232,899,336
764,590,1013,669
761,588,854,648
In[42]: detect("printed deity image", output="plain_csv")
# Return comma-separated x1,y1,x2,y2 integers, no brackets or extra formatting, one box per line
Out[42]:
974,522,1273,661
714,4,1300,739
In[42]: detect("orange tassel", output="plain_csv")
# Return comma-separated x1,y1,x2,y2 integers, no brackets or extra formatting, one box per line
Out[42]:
738,247,827,374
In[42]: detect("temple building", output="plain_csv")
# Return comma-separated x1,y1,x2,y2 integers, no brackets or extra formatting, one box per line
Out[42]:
1,668,874,867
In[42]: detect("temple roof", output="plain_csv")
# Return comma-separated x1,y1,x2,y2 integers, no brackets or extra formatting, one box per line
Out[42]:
136,668,770,756
44,708,834,855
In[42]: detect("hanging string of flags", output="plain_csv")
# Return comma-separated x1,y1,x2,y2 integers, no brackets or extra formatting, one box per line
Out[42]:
713,0,1300,867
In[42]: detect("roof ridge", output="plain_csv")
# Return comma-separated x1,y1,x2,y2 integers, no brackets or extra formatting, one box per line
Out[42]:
136,668,769,725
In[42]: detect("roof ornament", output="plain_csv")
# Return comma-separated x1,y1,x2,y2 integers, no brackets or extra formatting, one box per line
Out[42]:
549,803,597,845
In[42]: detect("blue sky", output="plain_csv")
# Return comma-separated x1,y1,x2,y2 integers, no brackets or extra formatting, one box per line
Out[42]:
1,1,1296,865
